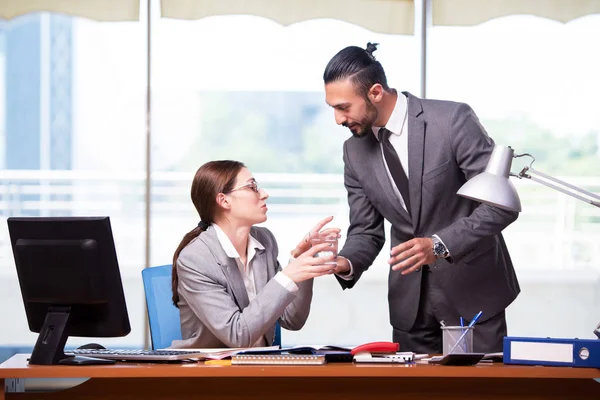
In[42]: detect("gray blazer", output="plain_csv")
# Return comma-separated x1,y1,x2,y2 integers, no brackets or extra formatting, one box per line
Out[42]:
171,226,313,348
337,92,520,331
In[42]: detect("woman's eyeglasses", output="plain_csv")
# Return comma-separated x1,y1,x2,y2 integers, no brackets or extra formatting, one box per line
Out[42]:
228,180,260,194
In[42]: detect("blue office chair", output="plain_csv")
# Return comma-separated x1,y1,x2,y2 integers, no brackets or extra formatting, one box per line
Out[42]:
141,264,281,349
142,265,182,349
273,319,282,347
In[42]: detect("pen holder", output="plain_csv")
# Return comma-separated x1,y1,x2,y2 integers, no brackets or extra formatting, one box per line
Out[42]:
442,326,474,355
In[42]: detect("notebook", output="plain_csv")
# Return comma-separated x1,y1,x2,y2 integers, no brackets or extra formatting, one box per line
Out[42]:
231,354,326,365
236,345,352,363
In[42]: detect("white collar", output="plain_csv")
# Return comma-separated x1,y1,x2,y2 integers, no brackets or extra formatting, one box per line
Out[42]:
372,91,408,141
211,223,265,259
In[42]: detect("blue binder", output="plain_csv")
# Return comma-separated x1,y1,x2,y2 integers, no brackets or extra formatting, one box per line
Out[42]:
503,336,600,368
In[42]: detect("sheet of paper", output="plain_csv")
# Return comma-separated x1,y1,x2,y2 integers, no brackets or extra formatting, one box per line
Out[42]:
160,345,280,360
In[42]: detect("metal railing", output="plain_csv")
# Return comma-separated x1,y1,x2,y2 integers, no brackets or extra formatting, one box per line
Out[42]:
1,169,599,275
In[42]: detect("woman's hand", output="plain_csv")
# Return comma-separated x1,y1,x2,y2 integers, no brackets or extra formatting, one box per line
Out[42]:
283,243,337,283
290,216,341,258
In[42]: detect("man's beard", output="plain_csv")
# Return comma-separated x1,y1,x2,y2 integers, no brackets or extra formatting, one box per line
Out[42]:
344,99,378,138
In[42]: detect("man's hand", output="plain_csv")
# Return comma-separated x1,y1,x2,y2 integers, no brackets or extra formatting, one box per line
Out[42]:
291,216,341,258
389,238,436,275
330,255,351,275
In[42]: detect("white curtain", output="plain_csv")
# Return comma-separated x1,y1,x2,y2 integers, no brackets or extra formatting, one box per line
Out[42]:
3,1,598,28
433,0,600,26
0,0,140,21
160,0,415,35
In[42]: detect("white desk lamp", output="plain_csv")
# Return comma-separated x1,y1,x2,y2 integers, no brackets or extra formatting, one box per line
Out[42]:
457,145,600,212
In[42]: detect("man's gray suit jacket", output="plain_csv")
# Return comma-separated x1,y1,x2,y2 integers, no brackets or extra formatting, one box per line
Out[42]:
171,226,313,348
337,92,520,332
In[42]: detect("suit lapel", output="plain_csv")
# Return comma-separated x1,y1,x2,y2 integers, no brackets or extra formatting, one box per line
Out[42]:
252,249,268,292
404,91,425,232
222,258,250,310
200,228,250,310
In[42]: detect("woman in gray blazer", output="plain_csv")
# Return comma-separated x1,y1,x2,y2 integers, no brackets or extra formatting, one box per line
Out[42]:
170,160,339,349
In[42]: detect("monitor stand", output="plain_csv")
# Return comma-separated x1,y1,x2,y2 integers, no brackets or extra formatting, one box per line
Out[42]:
29,306,115,365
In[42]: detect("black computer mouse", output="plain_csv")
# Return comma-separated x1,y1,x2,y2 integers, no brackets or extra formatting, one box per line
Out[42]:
77,342,106,350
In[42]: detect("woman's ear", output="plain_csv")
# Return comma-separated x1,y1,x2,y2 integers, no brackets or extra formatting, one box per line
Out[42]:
216,192,231,210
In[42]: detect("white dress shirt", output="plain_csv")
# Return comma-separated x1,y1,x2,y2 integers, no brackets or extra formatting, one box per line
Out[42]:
212,223,298,345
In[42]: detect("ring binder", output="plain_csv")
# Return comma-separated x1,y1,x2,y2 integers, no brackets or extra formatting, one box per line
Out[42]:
503,336,600,368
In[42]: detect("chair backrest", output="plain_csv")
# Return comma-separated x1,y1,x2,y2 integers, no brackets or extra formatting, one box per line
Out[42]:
141,264,282,349
274,320,281,347
141,265,182,350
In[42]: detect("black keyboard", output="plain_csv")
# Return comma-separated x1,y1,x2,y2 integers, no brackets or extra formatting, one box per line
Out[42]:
69,349,207,361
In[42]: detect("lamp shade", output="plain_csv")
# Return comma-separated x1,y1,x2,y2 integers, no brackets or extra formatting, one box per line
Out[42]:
457,145,522,212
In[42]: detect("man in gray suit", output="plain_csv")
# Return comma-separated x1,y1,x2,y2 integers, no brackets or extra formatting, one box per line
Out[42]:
323,43,520,354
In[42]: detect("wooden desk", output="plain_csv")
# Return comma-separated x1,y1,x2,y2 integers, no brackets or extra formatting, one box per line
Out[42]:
1,354,599,399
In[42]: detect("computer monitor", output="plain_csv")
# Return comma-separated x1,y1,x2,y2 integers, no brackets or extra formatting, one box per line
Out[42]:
7,216,131,365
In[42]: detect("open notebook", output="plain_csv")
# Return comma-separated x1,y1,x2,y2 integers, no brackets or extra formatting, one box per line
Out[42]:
159,345,280,360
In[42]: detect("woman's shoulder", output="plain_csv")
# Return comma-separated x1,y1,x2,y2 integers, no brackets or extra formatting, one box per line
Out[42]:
177,235,214,266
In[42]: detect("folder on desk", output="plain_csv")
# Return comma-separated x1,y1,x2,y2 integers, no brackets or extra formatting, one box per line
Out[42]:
503,336,600,368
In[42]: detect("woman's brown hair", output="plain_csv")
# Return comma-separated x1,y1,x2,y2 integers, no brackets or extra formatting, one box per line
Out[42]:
172,160,245,307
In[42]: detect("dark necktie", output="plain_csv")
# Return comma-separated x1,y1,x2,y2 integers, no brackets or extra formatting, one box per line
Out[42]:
380,127,411,215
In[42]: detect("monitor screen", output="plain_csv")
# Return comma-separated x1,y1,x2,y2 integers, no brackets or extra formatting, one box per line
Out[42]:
8,216,131,365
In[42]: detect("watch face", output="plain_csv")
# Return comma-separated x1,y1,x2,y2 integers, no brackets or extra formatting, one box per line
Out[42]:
434,242,446,256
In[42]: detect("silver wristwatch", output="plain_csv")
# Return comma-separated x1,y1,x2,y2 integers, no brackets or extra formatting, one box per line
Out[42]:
432,235,449,259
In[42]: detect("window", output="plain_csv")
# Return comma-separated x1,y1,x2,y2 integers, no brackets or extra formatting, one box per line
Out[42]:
429,15,600,339
0,12,145,348
2,4,597,353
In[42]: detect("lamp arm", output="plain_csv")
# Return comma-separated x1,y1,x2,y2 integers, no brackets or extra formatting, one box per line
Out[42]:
517,167,600,208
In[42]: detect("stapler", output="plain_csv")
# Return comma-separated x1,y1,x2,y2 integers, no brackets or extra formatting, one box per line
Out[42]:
351,342,412,363
351,341,399,356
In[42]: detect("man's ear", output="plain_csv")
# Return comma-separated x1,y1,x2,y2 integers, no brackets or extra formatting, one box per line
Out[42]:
216,193,231,210
369,83,384,103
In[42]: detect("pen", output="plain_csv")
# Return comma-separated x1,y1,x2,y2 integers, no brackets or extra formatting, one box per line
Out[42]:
467,311,483,328
449,311,483,354
460,317,465,352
